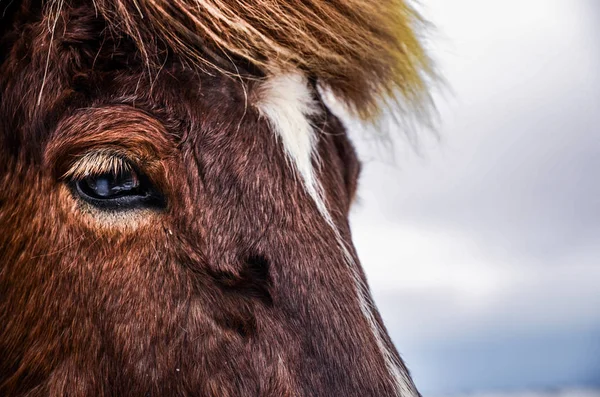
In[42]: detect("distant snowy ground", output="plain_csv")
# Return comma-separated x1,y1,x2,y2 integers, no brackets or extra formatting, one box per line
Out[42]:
442,389,600,397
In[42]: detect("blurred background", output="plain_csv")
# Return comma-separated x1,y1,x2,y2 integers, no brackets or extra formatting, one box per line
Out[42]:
344,0,600,396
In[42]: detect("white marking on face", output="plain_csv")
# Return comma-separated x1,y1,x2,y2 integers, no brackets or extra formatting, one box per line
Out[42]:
255,73,322,206
256,72,419,397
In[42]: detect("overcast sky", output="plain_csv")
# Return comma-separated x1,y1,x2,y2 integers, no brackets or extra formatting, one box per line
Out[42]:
342,1,600,395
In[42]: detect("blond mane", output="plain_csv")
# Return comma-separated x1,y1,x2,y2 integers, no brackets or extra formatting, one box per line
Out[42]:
89,0,434,120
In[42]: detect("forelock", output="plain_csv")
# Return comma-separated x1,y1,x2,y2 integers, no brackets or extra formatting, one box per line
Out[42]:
56,0,435,121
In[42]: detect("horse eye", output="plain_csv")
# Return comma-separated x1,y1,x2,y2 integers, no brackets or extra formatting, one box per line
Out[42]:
72,169,164,211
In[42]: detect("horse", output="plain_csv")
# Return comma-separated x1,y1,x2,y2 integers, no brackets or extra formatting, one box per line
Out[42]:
0,0,434,395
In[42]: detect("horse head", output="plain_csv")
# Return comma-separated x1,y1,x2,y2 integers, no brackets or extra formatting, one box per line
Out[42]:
0,1,433,395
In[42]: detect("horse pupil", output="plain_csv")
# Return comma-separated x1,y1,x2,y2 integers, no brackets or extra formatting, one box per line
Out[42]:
92,178,111,197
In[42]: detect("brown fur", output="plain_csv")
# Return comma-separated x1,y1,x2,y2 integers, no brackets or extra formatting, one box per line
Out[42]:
0,1,423,396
